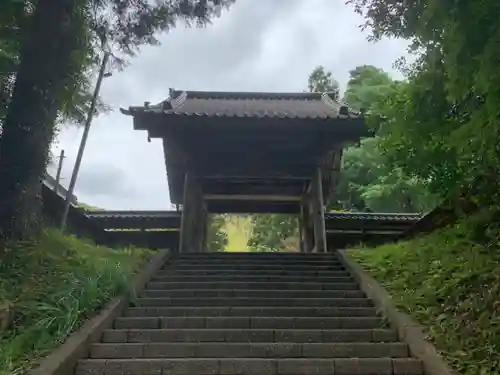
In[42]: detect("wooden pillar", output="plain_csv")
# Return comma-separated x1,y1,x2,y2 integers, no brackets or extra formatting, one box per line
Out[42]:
179,172,205,253
311,167,327,252
298,211,305,253
179,172,193,253
201,210,209,252
192,195,202,253
193,198,207,253
300,198,314,253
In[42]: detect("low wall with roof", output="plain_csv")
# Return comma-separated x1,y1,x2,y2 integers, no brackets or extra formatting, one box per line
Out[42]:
42,175,442,250
41,181,178,249
325,212,421,250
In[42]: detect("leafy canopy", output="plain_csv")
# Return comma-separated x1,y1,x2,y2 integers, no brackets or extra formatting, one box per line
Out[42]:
348,0,500,201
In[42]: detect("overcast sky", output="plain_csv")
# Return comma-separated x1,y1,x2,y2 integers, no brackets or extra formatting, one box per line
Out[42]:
49,0,409,210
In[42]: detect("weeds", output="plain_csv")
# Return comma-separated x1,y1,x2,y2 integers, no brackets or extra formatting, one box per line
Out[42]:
351,211,500,375
0,228,152,375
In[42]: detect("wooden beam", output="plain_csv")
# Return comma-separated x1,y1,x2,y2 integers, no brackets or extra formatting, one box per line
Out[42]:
206,201,299,214
200,174,310,181
204,194,301,202
195,164,315,179
202,185,303,197
195,156,322,167
144,115,367,138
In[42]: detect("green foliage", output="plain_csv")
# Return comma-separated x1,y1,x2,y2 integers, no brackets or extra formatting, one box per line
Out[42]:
248,63,439,248
1,0,235,130
310,64,439,213
248,214,298,252
0,228,152,374
348,0,500,203
78,202,104,211
0,0,237,241
0,1,105,128
343,65,395,111
351,211,500,375
335,137,438,213
86,0,235,60
307,65,339,93
206,214,228,252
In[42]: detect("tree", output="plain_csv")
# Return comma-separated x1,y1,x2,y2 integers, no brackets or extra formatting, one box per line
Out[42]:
0,1,105,132
0,0,235,241
343,65,395,111
334,137,438,213
327,65,437,213
206,214,228,252
247,214,298,252
347,0,500,204
307,65,339,93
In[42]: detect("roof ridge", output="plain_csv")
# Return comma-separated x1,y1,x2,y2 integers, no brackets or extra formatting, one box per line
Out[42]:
119,89,366,120
170,89,340,101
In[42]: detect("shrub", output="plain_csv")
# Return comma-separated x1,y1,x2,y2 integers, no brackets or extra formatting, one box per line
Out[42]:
0,228,152,375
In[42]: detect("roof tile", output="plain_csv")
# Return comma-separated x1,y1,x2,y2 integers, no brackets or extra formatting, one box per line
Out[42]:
121,90,362,120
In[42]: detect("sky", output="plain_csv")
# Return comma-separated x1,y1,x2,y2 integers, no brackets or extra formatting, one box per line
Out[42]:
49,0,410,210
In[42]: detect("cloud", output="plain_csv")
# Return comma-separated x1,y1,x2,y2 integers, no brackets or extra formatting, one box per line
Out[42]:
51,0,410,210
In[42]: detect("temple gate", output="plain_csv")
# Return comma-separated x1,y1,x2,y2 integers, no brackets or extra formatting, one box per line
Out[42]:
121,90,368,253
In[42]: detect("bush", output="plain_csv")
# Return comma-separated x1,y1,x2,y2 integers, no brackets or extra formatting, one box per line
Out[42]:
0,228,153,375
351,212,500,375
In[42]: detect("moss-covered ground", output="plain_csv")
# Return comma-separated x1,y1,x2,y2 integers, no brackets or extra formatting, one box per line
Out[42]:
0,228,152,375
351,212,500,375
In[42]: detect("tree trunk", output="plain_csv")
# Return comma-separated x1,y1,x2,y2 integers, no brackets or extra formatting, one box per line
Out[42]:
0,0,83,241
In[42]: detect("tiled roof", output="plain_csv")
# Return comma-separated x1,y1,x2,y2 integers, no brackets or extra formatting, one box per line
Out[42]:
120,90,363,120
325,212,423,221
85,211,181,219
84,210,421,222
42,173,77,204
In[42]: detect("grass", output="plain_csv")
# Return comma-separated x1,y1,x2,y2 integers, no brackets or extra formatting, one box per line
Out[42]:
0,228,153,375
351,211,500,375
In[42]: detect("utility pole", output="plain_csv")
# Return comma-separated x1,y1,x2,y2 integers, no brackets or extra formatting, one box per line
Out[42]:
54,149,65,193
60,51,111,231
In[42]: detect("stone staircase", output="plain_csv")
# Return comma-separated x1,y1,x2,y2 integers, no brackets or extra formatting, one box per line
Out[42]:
76,252,423,375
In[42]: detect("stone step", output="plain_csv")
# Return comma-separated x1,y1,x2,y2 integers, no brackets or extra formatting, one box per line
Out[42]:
90,342,409,359
76,357,423,375
174,253,337,258
172,257,340,262
123,306,378,318
74,251,423,375
101,328,398,343
158,270,351,277
132,297,373,308
146,281,360,290
141,289,365,299
166,262,344,271
171,260,343,266
114,316,386,330
150,275,355,283
173,256,338,260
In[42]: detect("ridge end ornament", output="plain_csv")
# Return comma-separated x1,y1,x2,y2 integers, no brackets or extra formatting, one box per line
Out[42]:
320,92,340,115
163,89,188,112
